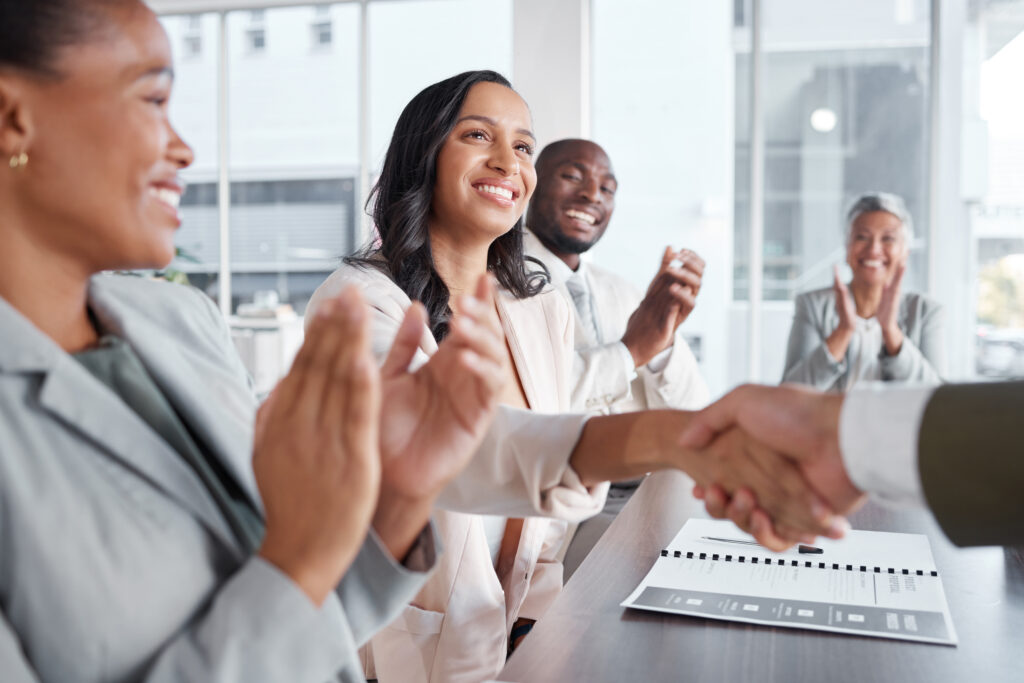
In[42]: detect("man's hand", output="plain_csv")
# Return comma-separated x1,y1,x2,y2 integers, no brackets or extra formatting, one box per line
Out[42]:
621,247,704,368
681,384,866,548
255,286,381,606
373,273,509,559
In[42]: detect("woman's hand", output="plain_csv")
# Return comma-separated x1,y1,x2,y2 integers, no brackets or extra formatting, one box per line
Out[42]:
876,260,906,356
826,265,857,362
372,273,509,558
254,286,381,606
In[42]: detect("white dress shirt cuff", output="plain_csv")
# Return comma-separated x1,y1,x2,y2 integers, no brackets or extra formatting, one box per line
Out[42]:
616,341,639,381
646,346,672,374
838,383,936,507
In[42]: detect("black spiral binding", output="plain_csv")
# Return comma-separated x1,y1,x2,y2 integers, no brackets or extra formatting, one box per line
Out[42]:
658,548,938,577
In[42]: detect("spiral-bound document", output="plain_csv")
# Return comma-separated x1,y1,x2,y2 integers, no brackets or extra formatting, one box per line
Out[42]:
622,518,957,645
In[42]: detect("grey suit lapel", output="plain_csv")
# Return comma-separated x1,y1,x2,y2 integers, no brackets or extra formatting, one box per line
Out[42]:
36,358,243,555
0,292,243,555
88,278,262,514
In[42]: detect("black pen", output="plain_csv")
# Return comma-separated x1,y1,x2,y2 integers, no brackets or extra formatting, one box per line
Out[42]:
701,536,824,554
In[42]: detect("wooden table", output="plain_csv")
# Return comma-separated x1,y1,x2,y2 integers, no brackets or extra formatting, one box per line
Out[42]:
501,470,1024,682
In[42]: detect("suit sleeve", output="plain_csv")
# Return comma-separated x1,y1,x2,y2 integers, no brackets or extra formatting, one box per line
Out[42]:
879,299,944,383
0,610,39,683
917,381,1024,547
635,329,710,410
141,529,436,682
570,342,637,412
782,293,845,390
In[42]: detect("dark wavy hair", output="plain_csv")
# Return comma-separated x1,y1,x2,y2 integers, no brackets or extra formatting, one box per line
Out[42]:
348,70,548,340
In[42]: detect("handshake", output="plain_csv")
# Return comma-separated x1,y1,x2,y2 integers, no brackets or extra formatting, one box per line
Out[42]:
678,384,867,551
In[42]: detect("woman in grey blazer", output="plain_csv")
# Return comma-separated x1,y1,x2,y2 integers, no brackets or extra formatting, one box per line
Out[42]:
0,3,519,681
783,193,944,391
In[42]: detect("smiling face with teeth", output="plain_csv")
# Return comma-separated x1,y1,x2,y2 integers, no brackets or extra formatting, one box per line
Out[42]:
2,2,193,273
526,139,616,270
430,81,536,248
845,210,907,287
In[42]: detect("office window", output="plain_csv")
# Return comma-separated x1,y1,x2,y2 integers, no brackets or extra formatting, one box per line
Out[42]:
226,4,360,314
368,0,513,169
734,1,931,302
730,0,932,383
159,13,221,305
970,0,1024,378
592,0,733,394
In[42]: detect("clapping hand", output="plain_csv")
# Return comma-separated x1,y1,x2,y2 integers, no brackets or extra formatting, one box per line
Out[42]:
254,286,381,605
833,264,857,332
681,384,866,550
621,247,705,367
371,273,509,558
876,260,907,355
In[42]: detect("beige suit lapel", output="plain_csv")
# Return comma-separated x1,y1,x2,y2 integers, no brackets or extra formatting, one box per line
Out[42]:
496,291,562,413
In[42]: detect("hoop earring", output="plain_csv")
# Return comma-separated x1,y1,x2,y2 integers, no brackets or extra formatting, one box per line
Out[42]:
9,152,28,170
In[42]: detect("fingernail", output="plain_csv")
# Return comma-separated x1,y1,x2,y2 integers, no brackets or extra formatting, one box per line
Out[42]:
734,495,751,513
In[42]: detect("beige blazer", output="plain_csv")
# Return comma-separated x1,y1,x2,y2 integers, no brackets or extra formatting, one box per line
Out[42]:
308,263,606,683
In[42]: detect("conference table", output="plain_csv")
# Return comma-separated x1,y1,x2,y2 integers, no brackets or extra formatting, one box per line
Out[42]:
501,470,1024,682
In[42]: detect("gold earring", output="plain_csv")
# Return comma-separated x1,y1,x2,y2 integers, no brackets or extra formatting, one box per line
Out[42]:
9,152,28,170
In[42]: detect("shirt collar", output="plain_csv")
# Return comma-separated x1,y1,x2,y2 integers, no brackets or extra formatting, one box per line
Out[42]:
523,226,583,285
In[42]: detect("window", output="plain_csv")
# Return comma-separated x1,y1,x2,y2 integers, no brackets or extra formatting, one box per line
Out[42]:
592,0,734,394
594,0,933,392
732,0,932,383
226,4,360,314
159,12,221,305
970,0,1024,378
368,0,513,169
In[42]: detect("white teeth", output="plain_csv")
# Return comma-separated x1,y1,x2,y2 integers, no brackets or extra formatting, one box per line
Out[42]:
150,187,182,210
566,209,596,225
862,259,884,267
476,184,514,200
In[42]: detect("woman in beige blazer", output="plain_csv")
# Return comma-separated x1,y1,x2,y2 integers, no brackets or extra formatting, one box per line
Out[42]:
309,71,581,683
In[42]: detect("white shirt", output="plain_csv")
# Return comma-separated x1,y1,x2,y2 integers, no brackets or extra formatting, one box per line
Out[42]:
838,383,936,506
555,258,664,380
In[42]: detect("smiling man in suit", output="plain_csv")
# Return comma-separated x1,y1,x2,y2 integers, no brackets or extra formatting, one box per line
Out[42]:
524,138,710,577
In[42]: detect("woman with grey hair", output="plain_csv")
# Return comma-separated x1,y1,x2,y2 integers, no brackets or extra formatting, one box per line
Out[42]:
782,192,944,390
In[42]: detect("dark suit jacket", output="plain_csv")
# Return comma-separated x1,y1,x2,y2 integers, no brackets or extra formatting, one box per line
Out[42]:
918,381,1024,546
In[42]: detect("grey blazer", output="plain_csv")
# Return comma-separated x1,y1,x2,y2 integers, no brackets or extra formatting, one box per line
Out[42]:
0,275,433,683
782,286,944,391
